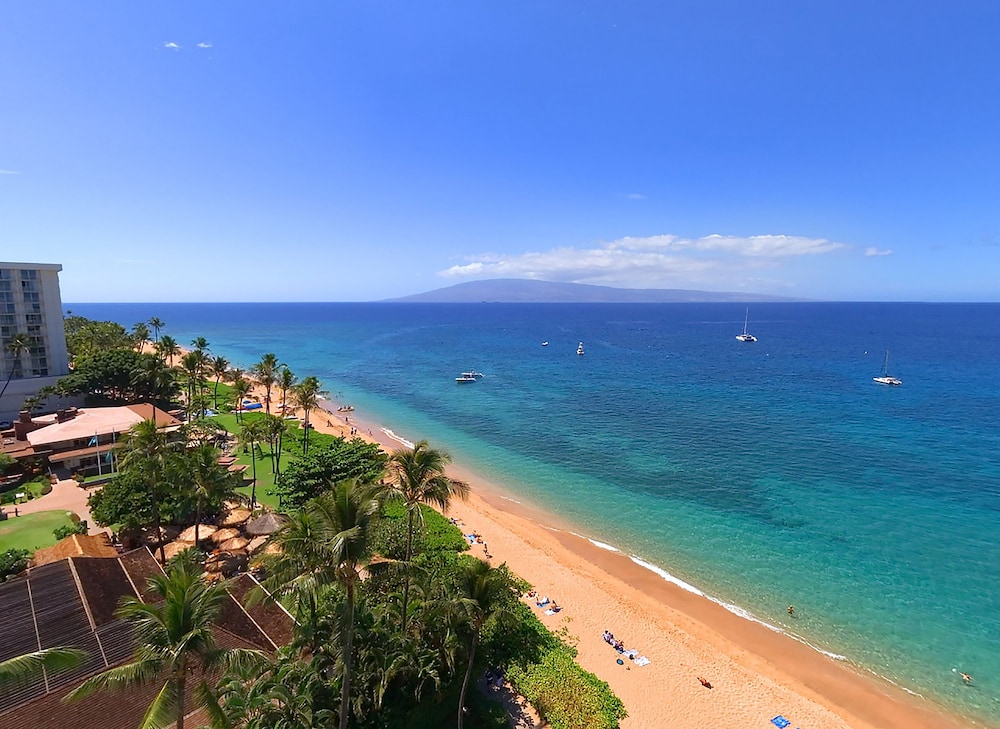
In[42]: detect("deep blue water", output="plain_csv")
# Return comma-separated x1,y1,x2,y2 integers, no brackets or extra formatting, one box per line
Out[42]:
69,302,1000,724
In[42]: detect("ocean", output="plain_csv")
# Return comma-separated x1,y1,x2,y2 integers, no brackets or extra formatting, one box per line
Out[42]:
68,301,1000,724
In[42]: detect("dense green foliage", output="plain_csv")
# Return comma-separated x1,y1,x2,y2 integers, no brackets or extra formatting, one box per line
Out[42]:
0,452,15,475
506,645,627,729
52,349,179,406
274,438,388,510
53,521,88,540
64,315,133,362
0,548,30,582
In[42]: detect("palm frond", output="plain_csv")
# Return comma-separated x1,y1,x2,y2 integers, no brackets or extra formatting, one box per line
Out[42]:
0,647,87,684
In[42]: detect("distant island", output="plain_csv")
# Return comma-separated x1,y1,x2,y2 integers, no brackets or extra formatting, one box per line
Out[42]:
384,279,801,303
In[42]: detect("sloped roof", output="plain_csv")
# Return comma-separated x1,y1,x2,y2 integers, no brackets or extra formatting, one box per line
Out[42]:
0,548,292,728
25,405,180,447
32,533,117,567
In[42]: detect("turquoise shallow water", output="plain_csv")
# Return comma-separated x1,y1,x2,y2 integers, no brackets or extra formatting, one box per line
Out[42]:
72,302,1000,724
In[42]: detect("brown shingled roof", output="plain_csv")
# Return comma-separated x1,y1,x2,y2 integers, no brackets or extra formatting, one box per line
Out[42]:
32,533,117,568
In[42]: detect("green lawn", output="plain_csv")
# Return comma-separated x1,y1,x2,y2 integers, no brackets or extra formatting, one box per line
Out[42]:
0,477,47,505
0,510,77,552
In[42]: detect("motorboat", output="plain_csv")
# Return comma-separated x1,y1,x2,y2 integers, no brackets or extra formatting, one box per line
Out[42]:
542,341,548,346
460,371,483,379
455,374,478,383
873,350,902,386
576,342,585,355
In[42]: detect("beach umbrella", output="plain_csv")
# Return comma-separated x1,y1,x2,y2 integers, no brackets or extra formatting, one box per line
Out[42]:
220,536,250,552
245,512,287,536
177,524,217,543
159,540,195,563
219,508,252,527
246,536,269,554
210,527,241,544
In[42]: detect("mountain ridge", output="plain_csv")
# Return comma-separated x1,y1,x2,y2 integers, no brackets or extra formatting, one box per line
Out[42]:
384,279,802,303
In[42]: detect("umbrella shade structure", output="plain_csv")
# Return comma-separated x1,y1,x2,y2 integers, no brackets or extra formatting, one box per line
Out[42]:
219,508,252,527
246,536,269,555
210,528,242,544
245,512,288,536
140,525,180,547
177,524,217,543
220,536,250,552
160,540,196,563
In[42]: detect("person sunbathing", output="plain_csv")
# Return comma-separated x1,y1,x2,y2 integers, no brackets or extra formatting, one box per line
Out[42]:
698,676,713,689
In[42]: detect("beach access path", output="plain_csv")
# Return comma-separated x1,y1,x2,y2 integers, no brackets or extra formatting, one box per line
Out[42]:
3,477,105,535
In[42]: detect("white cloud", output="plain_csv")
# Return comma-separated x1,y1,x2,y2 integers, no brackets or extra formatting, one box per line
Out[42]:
164,41,181,50
864,247,893,257
196,42,213,49
0,169,19,175
438,233,848,290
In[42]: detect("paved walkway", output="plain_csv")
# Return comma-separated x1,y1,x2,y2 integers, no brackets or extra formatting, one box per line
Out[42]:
2,478,105,535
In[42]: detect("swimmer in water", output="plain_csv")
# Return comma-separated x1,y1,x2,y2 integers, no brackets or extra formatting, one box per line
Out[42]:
787,605,795,616
961,672,973,684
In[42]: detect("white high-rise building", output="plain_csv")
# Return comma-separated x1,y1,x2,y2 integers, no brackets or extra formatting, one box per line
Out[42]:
0,262,71,422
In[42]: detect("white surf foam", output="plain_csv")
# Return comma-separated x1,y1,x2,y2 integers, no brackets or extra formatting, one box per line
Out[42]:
379,428,414,449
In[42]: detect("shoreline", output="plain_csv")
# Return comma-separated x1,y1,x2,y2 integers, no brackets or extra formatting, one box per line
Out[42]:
313,400,978,729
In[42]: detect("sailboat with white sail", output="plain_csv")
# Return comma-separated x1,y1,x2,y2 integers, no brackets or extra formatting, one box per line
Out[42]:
873,350,902,386
735,308,757,342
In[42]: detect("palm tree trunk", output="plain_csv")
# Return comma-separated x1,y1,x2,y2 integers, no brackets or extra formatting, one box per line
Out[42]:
214,377,221,409
249,445,258,508
401,508,415,631
152,491,166,564
194,498,202,546
302,409,309,454
340,581,356,729
457,631,479,729
176,672,186,729
0,370,16,402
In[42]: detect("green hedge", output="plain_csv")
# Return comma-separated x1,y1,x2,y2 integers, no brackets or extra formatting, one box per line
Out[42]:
506,645,627,729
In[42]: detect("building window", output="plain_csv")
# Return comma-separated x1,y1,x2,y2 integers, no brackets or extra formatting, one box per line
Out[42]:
19,269,37,280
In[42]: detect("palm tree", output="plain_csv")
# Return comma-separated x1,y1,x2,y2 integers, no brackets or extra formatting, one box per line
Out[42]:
211,355,230,409
181,350,208,416
186,442,236,545
387,440,469,630
261,414,287,477
0,647,86,686
116,418,178,563
0,331,31,402
277,366,296,414
148,316,165,344
260,480,381,729
131,322,150,352
292,376,322,455
252,353,281,414
455,560,517,729
238,418,265,507
64,561,264,729
191,336,210,354
233,377,253,423
156,334,180,367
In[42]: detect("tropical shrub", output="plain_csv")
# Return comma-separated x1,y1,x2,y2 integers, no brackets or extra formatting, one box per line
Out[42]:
0,549,30,582
53,521,88,540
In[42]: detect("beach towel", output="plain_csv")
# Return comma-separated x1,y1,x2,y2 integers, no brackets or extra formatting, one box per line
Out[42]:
771,717,791,729
544,609,556,615
536,597,549,607
633,656,650,667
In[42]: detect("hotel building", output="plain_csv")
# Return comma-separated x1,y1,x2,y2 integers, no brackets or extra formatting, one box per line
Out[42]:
0,262,71,422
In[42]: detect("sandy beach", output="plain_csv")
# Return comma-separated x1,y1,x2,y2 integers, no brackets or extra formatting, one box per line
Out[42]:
298,398,972,729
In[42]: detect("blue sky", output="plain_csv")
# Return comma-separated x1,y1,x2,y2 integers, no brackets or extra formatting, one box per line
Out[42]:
2,1,998,302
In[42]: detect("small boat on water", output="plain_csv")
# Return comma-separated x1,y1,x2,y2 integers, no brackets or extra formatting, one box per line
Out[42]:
337,405,354,412
736,308,757,342
456,370,483,383
542,341,548,346
576,342,585,355
873,350,902,386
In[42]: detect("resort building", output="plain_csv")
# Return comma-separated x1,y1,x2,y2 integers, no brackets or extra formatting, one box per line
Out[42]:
0,262,70,423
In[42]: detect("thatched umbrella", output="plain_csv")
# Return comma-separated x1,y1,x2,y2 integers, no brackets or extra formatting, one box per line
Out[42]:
245,512,287,537
177,524,217,543
211,528,241,544
159,540,195,563
220,509,252,527
140,525,180,547
246,536,269,555
220,536,250,552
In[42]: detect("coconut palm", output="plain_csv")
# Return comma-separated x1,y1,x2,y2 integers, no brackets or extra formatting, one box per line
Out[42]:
181,350,208,415
454,560,517,729
116,418,178,563
232,377,253,423
211,355,230,409
0,331,31,402
387,440,469,630
156,335,180,367
0,647,86,686
64,561,265,729
185,442,236,545
260,479,381,729
191,336,210,354
292,376,322,455
261,414,287,477
252,353,281,414
131,322,150,352
238,418,265,507
148,316,165,343
277,366,296,415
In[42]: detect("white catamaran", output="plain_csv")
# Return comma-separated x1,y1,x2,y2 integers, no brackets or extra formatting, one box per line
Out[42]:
736,308,757,342
873,350,902,386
